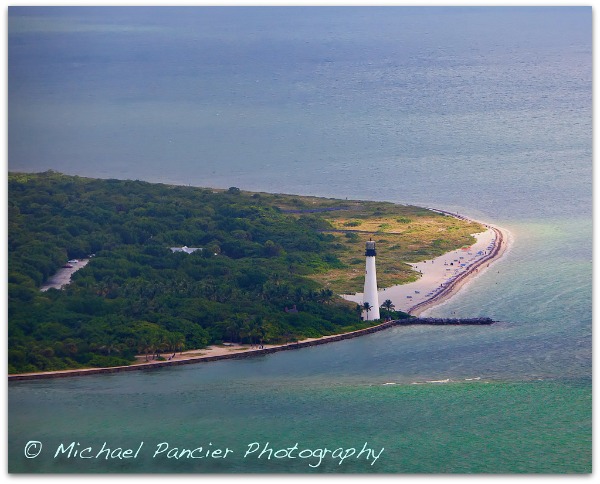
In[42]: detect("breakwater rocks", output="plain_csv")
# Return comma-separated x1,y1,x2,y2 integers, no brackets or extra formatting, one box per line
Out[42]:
398,317,494,325
8,317,495,381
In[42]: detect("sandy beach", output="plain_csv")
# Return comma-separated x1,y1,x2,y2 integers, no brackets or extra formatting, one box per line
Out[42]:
407,225,508,316
10,212,509,381
343,212,509,316
7,321,405,381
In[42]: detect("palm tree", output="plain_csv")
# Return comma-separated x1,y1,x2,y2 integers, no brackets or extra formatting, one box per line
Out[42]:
318,288,335,304
96,335,120,356
226,318,242,343
283,329,294,344
137,336,151,362
155,330,170,359
175,334,186,355
381,299,395,318
258,324,267,348
252,317,270,348
355,304,364,321
166,332,185,356
363,301,372,320
241,319,260,347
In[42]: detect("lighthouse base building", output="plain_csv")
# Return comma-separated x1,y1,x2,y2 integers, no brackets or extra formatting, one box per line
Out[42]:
363,240,380,320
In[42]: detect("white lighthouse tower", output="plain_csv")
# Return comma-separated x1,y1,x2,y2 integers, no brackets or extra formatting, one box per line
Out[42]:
363,239,380,320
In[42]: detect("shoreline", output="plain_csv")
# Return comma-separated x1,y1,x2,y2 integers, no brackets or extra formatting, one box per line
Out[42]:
408,223,509,316
7,317,495,382
342,210,510,317
5,319,418,381
8,210,509,382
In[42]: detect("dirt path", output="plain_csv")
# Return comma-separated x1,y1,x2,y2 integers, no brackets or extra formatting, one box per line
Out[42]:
40,259,90,291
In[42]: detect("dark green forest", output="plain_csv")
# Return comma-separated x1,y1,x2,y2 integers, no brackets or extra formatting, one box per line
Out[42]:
9,171,412,374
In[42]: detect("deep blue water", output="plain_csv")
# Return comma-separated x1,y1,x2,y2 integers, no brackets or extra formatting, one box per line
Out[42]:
8,6,592,473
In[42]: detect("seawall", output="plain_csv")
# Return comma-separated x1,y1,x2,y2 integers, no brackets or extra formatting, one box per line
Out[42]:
8,317,494,381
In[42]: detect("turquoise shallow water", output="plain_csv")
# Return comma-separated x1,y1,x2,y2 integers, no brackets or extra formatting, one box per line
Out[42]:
9,376,591,473
7,7,592,473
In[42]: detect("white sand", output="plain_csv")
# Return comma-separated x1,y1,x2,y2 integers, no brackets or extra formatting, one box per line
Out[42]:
13,220,508,379
342,226,506,315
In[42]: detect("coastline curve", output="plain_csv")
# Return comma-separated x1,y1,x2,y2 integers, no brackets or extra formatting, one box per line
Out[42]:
8,208,510,381
407,212,510,316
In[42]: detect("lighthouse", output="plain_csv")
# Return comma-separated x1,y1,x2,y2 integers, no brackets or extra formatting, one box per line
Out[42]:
363,239,380,320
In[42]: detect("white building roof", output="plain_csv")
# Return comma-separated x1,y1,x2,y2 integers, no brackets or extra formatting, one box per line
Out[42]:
170,246,203,254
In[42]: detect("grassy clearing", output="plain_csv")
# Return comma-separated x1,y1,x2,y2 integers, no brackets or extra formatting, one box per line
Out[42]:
265,196,485,294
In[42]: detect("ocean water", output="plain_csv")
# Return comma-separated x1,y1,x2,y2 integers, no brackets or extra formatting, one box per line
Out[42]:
7,7,592,473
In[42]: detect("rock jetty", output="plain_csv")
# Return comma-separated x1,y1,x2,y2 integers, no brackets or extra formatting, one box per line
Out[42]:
397,317,494,325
